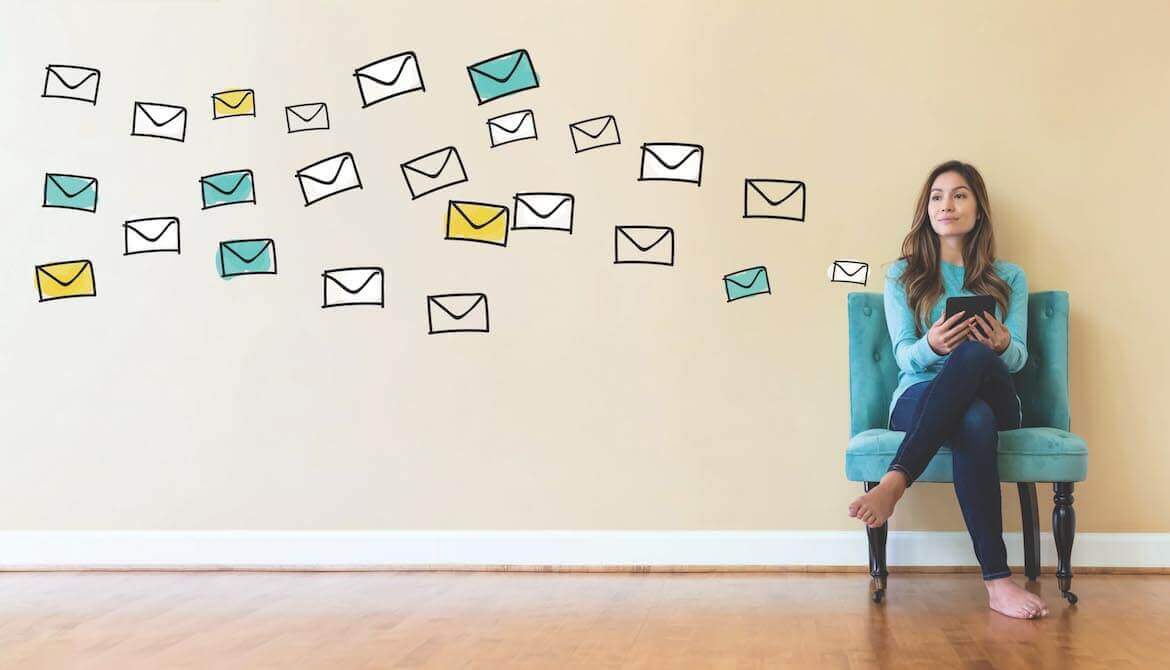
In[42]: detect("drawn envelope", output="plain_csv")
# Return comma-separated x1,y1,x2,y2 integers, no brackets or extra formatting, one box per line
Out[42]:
124,217,180,255
211,88,255,119
614,226,674,266
724,266,771,302
446,201,509,246
427,293,489,334
639,143,704,185
131,102,187,142
43,173,98,212
744,179,805,221
513,193,573,232
296,152,362,206
487,109,537,147
354,51,425,107
200,169,255,209
285,103,329,133
322,267,384,308
569,114,620,153
828,260,869,285
400,146,467,199
36,260,96,302
42,64,100,104
217,239,275,278
467,49,538,104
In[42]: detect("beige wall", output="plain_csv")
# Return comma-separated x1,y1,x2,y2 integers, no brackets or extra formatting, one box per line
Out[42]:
2,0,1167,533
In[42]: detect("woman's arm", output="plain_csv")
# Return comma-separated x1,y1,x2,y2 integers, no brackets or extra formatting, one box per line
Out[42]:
884,265,943,373
997,266,1029,372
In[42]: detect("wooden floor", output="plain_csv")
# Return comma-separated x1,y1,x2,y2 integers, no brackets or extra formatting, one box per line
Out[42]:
1,571,1167,669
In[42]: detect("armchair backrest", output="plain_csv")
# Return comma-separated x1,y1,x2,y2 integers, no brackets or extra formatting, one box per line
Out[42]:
847,291,1070,436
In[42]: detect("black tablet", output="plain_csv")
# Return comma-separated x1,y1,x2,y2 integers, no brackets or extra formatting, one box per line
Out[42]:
945,295,997,335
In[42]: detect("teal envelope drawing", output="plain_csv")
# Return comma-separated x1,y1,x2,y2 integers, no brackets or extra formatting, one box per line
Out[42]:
43,173,98,212
467,49,538,104
723,266,771,302
201,169,255,209
217,238,275,278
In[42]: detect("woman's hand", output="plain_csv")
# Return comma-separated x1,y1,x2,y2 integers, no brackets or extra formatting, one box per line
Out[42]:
969,313,1011,353
927,310,970,355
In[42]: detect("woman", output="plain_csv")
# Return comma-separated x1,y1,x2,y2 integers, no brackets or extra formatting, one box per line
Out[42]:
847,160,1049,619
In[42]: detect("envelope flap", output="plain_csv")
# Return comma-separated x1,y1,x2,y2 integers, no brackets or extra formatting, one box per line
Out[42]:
47,174,95,198
725,267,767,289
124,218,178,241
571,115,615,138
642,144,701,169
221,239,271,264
324,268,381,293
38,261,90,286
403,148,456,178
201,171,250,194
431,294,485,320
355,53,415,85
212,89,253,108
136,102,185,127
46,65,98,89
297,154,354,185
487,110,532,132
618,227,671,251
451,202,506,228
516,193,571,218
469,50,527,82
748,180,803,206
833,260,867,276
286,103,326,122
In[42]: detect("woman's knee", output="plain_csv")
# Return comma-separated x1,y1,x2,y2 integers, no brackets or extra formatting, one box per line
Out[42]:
957,400,998,448
950,339,995,366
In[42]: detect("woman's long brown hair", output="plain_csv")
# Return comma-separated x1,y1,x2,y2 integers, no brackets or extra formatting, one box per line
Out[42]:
899,160,1011,335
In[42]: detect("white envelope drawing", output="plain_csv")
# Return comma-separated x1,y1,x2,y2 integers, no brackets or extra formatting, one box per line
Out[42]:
744,179,805,221
131,102,187,142
828,260,869,285
639,143,703,185
286,103,329,133
323,267,384,308
569,114,620,153
43,64,100,104
124,217,180,255
614,226,674,265
427,293,489,334
296,152,362,206
400,146,467,199
487,109,536,147
513,193,574,232
354,51,425,107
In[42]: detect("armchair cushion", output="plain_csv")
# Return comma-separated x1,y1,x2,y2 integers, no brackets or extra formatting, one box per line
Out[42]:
846,427,1087,483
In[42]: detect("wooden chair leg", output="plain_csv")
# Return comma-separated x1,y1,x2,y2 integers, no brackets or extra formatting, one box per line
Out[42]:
864,481,888,603
1053,482,1078,604
1017,482,1041,582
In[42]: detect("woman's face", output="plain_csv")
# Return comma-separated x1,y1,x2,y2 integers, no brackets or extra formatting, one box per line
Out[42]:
928,171,979,239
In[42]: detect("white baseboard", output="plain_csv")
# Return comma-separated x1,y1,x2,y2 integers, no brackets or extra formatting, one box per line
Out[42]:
0,531,1165,570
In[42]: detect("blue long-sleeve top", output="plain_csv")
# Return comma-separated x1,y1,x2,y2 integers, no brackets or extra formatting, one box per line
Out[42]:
883,258,1029,422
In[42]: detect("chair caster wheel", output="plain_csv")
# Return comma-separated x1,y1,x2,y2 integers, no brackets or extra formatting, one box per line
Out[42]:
1062,590,1078,605
871,589,884,603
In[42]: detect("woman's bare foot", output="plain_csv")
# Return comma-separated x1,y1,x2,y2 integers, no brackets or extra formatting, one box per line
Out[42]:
986,577,1049,619
848,471,908,528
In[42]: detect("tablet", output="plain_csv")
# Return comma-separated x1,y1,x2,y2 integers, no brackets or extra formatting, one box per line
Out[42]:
945,295,997,336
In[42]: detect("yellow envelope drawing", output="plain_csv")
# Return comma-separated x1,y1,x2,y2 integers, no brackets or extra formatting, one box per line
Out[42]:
212,88,255,119
744,179,806,221
445,200,509,246
36,260,95,302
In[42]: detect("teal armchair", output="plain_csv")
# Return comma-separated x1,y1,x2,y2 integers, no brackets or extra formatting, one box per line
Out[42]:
845,291,1087,605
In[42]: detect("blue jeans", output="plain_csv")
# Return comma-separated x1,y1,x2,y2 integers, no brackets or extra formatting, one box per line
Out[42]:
887,341,1022,581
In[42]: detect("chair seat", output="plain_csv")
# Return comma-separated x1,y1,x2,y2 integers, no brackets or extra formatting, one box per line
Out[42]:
845,427,1088,484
